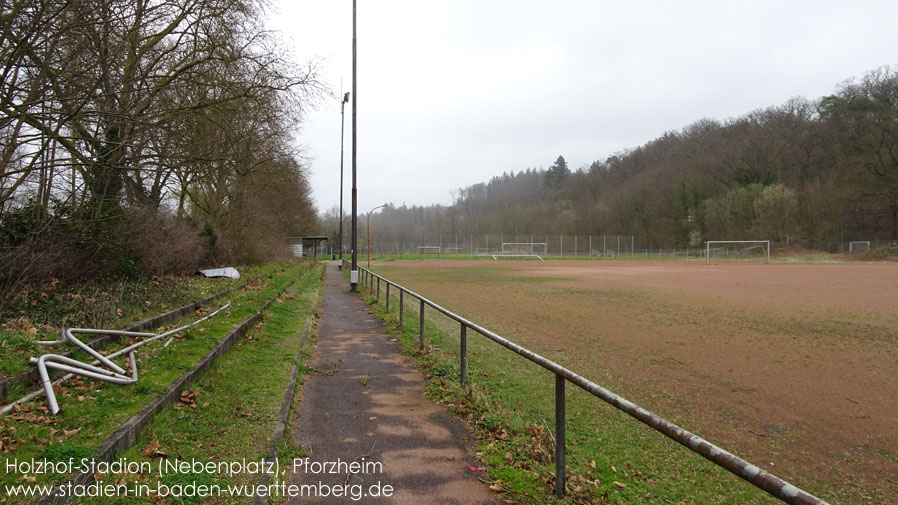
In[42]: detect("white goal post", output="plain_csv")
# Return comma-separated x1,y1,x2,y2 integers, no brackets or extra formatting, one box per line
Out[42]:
705,240,770,264
849,241,871,252
416,246,441,256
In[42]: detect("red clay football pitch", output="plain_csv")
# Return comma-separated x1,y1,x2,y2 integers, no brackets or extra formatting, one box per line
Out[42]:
373,259,898,502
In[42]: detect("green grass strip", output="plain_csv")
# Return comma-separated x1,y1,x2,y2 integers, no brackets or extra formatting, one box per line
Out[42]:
74,263,322,504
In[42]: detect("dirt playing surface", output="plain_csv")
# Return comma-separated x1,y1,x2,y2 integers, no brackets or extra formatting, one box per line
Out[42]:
374,259,898,503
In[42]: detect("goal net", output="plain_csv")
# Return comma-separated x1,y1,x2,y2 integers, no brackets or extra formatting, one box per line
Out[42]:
705,241,770,264
849,241,870,253
489,242,547,261
501,242,548,255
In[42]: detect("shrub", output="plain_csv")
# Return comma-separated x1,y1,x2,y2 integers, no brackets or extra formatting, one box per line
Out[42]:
123,209,205,277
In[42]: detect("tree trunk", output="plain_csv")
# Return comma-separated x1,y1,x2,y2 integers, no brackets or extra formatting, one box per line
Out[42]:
892,200,898,241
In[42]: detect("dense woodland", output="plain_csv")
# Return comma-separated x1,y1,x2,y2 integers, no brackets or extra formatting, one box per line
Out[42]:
0,0,321,302
325,67,898,253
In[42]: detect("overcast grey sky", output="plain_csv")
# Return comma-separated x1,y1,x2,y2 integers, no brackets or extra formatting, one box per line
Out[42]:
266,1,898,215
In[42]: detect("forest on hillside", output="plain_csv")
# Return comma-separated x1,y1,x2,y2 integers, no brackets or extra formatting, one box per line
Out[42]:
323,67,898,253
0,0,322,303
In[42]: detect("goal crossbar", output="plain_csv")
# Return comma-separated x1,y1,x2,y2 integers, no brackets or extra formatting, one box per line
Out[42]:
705,240,770,264
501,242,548,254
849,241,870,252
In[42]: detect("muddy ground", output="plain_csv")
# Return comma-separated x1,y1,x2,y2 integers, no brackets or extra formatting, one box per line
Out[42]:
374,259,898,503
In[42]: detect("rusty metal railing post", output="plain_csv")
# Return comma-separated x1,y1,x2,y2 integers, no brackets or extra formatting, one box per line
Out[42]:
370,271,374,292
555,373,566,498
386,283,390,313
399,289,404,328
419,299,425,351
376,277,380,303
460,324,467,389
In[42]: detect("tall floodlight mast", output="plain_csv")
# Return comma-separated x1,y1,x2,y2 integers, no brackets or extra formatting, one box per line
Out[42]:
350,0,359,291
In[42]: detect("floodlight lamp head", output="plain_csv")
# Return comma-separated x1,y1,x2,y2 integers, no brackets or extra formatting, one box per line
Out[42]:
343,92,350,103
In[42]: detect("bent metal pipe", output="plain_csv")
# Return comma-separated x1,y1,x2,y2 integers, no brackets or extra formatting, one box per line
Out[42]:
31,352,138,414
2,303,231,416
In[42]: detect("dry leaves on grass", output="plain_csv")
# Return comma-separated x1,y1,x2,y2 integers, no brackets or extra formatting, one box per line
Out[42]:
8,404,56,426
70,377,101,391
179,390,197,408
142,439,167,458
244,280,267,292
0,437,17,452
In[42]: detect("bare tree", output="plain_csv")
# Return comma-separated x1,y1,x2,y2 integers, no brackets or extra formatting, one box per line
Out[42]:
822,66,898,240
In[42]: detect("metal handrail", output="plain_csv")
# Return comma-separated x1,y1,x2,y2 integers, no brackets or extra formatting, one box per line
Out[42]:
358,267,830,505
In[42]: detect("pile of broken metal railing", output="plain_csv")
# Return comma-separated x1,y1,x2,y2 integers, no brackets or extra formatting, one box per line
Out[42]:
1,303,230,416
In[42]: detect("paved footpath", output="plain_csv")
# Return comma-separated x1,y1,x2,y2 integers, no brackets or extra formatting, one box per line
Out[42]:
288,264,500,505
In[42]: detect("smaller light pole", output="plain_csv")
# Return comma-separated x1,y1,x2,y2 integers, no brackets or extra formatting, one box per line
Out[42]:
338,91,350,270
367,203,387,268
